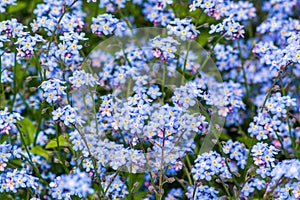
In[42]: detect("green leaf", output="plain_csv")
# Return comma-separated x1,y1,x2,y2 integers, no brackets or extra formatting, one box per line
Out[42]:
45,135,69,149
219,133,231,141
9,159,22,169
7,2,26,13
18,118,36,145
126,173,145,199
0,134,9,144
133,191,148,200
31,145,50,160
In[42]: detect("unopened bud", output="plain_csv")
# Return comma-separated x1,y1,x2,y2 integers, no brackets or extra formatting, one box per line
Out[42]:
148,185,154,193
167,177,175,183
29,87,37,92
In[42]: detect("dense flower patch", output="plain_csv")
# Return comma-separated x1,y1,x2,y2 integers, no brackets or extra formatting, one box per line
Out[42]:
0,0,299,199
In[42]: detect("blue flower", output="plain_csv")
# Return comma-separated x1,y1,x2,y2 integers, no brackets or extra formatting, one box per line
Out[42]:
0,108,23,134
40,79,66,104
222,139,248,169
52,105,77,126
49,169,94,199
186,184,219,199
91,14,128,36
0,0,16,13
241,181,255,197
167,18,199,40
191,151,230,181
251,142,278,168
0,169,40,193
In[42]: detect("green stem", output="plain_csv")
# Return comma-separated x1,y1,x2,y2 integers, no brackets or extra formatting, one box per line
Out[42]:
274,131,289,158
33,109,42,146
103,169,121,196
216,174,231,197
183,156,193,186
95,0,100,16
194,35,225,77
11,51,17,112
280,77,296,155
160,61,167,104
54,122,69,173
158,133,166,200
260,62,292,113
0,53,5,110
45,0,79,79
216,141,240,187
181,41,191,85
17,125,47,185
237,42,250,98
128,165,134,200
73,125,105,194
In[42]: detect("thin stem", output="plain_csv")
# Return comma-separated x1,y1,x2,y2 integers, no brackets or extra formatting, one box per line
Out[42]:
45,0,79,79
103,169,121,196
73,125,105,194
216,140,240,187
280,76,296,155
54,121,69,173
109,0,132,29
17,125,47,184
158,132,166,200
216,174,231,197
0,53,5,110
33,109,42,146
274,131,289,158
260,62,292,113
181,41,191,84
194,35,225,77
10,51,17,112
195,10,204,27
238,41,250,98
182,159,193,186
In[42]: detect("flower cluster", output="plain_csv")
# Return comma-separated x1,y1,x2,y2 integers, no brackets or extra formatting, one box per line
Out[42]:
251,142,279,168
0,0,299,199
31,0,84,35
69,70,98,88
190,0,256,21
223,139,248,169
55,32,87,63
0,143,21,171
240,178,266,197
49,169,94,199
52,105,77,126
16,34,44,59
269,159,300,199
150,35,179,60
248,93,296,148
165,188,183,200
0,52,15,83
98,0,132,12
186,184,220,199
167,18,199,40
262,0,297,17
91,14,128,36
271,159,300,181
0,108,22,134
101,174,128,199
40,79,66,104
209,16,245,40
253,16,300,71
214,43,241,71
191,151,230,181
143,0,175,26
0,0,16,13
0,169,40,194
